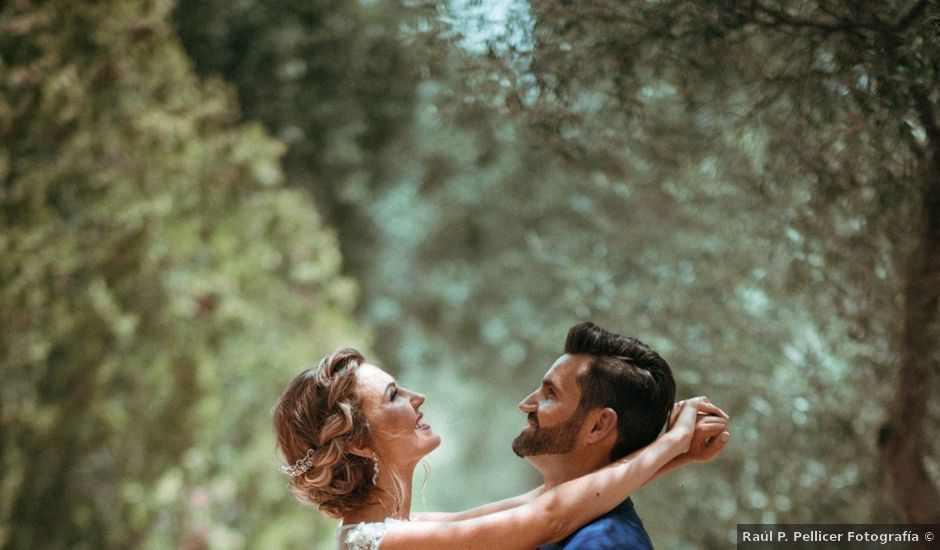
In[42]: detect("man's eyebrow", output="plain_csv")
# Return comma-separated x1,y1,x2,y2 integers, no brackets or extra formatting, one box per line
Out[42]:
384,382,397,399
542,379,559,393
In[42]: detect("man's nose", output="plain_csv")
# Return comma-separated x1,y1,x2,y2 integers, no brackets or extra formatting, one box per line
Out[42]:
518,391,538,413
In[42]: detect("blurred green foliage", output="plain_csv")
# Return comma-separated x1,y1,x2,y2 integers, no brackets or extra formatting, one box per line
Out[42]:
174,0,423,275
1,1,361,548
3,0,939,548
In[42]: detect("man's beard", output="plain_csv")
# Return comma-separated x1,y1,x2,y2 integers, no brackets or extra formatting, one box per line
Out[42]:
511,408,586,457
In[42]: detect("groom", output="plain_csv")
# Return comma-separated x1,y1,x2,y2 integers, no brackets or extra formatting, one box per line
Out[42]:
513,321,729,549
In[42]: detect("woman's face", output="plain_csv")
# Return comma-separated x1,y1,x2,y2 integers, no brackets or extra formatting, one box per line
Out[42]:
356,363,441,468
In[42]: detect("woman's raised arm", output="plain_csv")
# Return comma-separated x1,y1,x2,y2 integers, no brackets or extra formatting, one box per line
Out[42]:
377,397,707,550
415,398,729,523
411,486,546,523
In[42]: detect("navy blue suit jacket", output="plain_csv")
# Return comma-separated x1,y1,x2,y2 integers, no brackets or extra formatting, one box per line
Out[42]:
539,498,654,550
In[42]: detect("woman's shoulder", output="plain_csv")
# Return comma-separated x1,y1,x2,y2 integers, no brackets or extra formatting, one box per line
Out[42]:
337,518,405,550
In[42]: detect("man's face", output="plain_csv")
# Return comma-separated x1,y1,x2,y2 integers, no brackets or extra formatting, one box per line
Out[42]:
512,354,590,457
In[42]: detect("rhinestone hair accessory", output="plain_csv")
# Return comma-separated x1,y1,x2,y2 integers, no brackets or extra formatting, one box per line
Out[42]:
280,448,316,477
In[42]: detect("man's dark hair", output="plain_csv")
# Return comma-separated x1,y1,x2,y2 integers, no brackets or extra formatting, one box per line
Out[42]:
565,321,676,461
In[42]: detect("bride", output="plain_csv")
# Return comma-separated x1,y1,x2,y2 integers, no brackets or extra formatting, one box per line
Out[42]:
274,347,726,550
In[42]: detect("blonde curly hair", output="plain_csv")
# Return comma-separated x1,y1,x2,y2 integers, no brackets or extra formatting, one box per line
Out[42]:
273,348,376,518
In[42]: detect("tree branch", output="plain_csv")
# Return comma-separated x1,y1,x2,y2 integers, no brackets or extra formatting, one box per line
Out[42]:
912,87,940,145
749,0,876,34
892,0,930,31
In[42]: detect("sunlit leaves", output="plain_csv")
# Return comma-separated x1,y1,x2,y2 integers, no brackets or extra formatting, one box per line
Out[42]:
1,1,360,548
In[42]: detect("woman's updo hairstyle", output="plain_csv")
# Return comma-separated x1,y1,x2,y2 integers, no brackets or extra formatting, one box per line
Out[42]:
274,347,375,517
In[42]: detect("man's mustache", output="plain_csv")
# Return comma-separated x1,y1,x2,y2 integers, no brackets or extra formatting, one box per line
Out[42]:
527,413,539,428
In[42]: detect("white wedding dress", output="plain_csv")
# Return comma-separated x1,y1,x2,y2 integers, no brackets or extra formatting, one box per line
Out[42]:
336,518,404,550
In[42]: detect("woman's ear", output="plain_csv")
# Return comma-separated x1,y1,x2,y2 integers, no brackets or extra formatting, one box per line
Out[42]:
347,442,373,459
586,407,618,443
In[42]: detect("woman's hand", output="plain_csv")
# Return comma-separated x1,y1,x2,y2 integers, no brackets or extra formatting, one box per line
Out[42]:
688,415,729,462
664,398,701,453
668,396,728,430
668,396,730,461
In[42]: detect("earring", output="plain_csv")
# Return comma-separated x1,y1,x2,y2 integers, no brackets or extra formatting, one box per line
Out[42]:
372,453,380,485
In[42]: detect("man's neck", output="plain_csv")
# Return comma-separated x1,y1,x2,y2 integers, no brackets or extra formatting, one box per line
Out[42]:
530,452,611,489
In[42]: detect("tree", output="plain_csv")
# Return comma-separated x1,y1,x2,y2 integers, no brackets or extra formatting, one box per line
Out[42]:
1,1,360,547
509,0,940,525
174,0,423,274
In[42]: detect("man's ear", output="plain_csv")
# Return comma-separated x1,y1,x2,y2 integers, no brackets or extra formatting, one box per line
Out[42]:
585,407,618,444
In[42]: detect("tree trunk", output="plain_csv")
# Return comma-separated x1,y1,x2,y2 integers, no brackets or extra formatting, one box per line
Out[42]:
878,108,940,525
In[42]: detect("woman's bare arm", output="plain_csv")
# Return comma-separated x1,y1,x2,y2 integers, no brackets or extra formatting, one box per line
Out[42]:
412,486,546,522
377,398,706,550
416,398,728,521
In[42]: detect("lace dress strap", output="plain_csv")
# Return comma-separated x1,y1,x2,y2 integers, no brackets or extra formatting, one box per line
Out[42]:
337,518,403,550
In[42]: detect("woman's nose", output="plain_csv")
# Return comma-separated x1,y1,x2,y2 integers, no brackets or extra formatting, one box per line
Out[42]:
411,391,426,408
